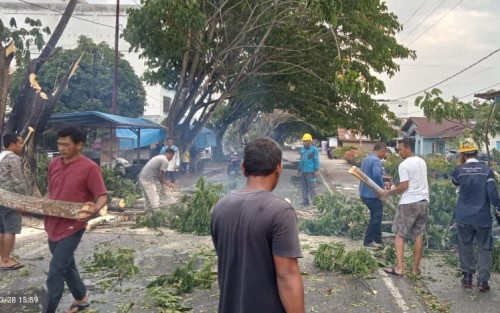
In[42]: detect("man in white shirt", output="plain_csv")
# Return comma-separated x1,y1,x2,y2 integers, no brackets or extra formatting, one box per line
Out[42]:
138,149,175,210
159,138,180,184
380,138,429,277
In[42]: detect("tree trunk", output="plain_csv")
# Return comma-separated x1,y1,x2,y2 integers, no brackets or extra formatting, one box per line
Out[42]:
0,41,16,134
6,0,78,134
0,188,91,219
108,198,126,211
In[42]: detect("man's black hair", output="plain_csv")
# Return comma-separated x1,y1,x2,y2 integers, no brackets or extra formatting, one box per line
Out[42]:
400,138,415,152
2,133,21,149
164,148,175,155
57,126,86,144
243,137,282,176
373,142,386,151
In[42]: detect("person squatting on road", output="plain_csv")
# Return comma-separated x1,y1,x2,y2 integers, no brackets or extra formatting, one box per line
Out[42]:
138,148,175,211
43,127,108,313
297,133,319,206
379,138,429,277
0,134,30,270
159,137,180,185
452,138,500,292
211,137,305,313
359,142,387,248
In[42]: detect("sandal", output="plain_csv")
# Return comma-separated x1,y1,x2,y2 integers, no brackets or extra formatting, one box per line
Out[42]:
1,261,24,271
383,266,403,277
67,302,90,313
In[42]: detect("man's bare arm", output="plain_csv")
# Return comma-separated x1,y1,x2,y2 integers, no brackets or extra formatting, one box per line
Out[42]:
274,256,304,313
380,180,409,197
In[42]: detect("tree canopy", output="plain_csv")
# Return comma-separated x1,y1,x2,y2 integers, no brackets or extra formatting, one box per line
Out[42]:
9,36,146,117
124,0,414,145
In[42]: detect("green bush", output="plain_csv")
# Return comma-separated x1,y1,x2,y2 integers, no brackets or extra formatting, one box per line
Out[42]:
312,243,378,275
300,192,368,240
426,182,457,250
170,177,223,235
101,166,141,206
35,152,50,195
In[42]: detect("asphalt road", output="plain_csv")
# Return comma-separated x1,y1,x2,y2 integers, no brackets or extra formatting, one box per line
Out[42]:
1,148,499,312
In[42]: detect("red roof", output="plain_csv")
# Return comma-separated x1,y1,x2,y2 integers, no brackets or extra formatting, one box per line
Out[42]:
401,117,474,138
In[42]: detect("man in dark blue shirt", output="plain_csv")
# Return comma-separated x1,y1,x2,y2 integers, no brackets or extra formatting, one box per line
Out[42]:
452,138,500,292
359,142,387,247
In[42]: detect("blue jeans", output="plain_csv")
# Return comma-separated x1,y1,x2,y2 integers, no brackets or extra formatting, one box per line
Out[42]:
43,228,86,313
361,197,383,245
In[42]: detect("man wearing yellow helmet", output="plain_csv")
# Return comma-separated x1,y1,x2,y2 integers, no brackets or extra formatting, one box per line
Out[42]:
297,133,319,206
452,138,500,292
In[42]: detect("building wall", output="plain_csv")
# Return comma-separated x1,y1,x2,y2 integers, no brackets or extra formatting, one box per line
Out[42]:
0,1,165,116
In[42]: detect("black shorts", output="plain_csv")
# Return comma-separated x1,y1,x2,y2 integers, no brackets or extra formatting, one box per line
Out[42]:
0,206,22,234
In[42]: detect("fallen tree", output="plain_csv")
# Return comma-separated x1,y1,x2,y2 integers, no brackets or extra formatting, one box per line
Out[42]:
0,188,104,220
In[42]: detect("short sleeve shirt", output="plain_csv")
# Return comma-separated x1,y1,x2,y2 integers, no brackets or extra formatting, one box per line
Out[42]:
44,155,107,241
139,155,171,180
211,190,302,313
398,156,429,204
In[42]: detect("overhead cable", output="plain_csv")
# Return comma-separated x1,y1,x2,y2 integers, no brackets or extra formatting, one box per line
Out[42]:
400,0,446,43
17,0,121,30
402,0,429,27
407,0,465,46
391,48,500,101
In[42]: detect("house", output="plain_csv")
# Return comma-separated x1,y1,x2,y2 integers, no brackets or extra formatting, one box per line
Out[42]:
400,117,474,156
337,128,379,152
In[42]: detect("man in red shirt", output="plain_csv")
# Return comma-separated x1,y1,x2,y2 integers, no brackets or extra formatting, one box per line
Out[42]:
43,127,107,313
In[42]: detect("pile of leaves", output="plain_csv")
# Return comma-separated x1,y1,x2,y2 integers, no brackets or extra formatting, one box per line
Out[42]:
101,166,142,206
145,253,216,312
82,247,139,291
135,208,171,229
425,183,457,250
313,243,378,275
170,177,223,235
299,192,369,240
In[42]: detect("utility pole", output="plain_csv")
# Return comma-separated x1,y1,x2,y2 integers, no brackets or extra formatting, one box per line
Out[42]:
90,48,96,104
112,0,120,114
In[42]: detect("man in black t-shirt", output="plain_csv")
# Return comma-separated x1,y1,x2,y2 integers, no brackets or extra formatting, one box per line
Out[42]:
211,137,304,313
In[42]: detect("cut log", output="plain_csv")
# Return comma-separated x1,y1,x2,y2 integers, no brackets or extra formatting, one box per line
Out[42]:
108,198,126,211
348,166,397,212
99,205,108,216
0,188,94,220
86,214,117,230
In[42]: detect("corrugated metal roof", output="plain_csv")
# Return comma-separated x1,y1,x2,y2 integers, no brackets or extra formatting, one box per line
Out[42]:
401,117,473,138
48,111,164,129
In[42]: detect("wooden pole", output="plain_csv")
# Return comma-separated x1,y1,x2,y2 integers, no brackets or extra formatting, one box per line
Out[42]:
348,166,396,212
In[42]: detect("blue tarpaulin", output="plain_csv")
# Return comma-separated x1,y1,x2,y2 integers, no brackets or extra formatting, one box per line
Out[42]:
116,128,166,150
194,127,217,149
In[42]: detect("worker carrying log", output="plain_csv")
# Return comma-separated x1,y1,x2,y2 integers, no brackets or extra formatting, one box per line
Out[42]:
42,127,107,313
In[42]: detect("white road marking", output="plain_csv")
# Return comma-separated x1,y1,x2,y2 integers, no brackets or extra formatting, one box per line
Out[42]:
320,169,410,312
379,269,410,312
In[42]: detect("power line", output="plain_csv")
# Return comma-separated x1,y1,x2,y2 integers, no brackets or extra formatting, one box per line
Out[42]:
17,0,122,30
406,0,465,46
391,47,500,101
400,0,447,43
458,82,500,99
402,0,429,27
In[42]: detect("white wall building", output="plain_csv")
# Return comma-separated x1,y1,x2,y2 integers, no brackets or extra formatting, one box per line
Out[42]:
0,0,167,116
378,99,424,119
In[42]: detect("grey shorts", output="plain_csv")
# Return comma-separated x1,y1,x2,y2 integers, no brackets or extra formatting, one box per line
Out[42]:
0,206,22,234
392,200,429,237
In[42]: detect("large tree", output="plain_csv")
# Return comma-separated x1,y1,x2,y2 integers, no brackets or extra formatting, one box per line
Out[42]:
9,36,146,118
0,17,51,133
124,0,413,146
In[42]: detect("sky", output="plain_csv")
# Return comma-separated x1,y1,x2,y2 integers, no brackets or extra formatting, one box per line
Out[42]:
85,0,500,114
380,0,500,113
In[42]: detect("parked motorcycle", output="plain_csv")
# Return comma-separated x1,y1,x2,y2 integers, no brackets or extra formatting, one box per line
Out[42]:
112,157,144,182
227,153,241,176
